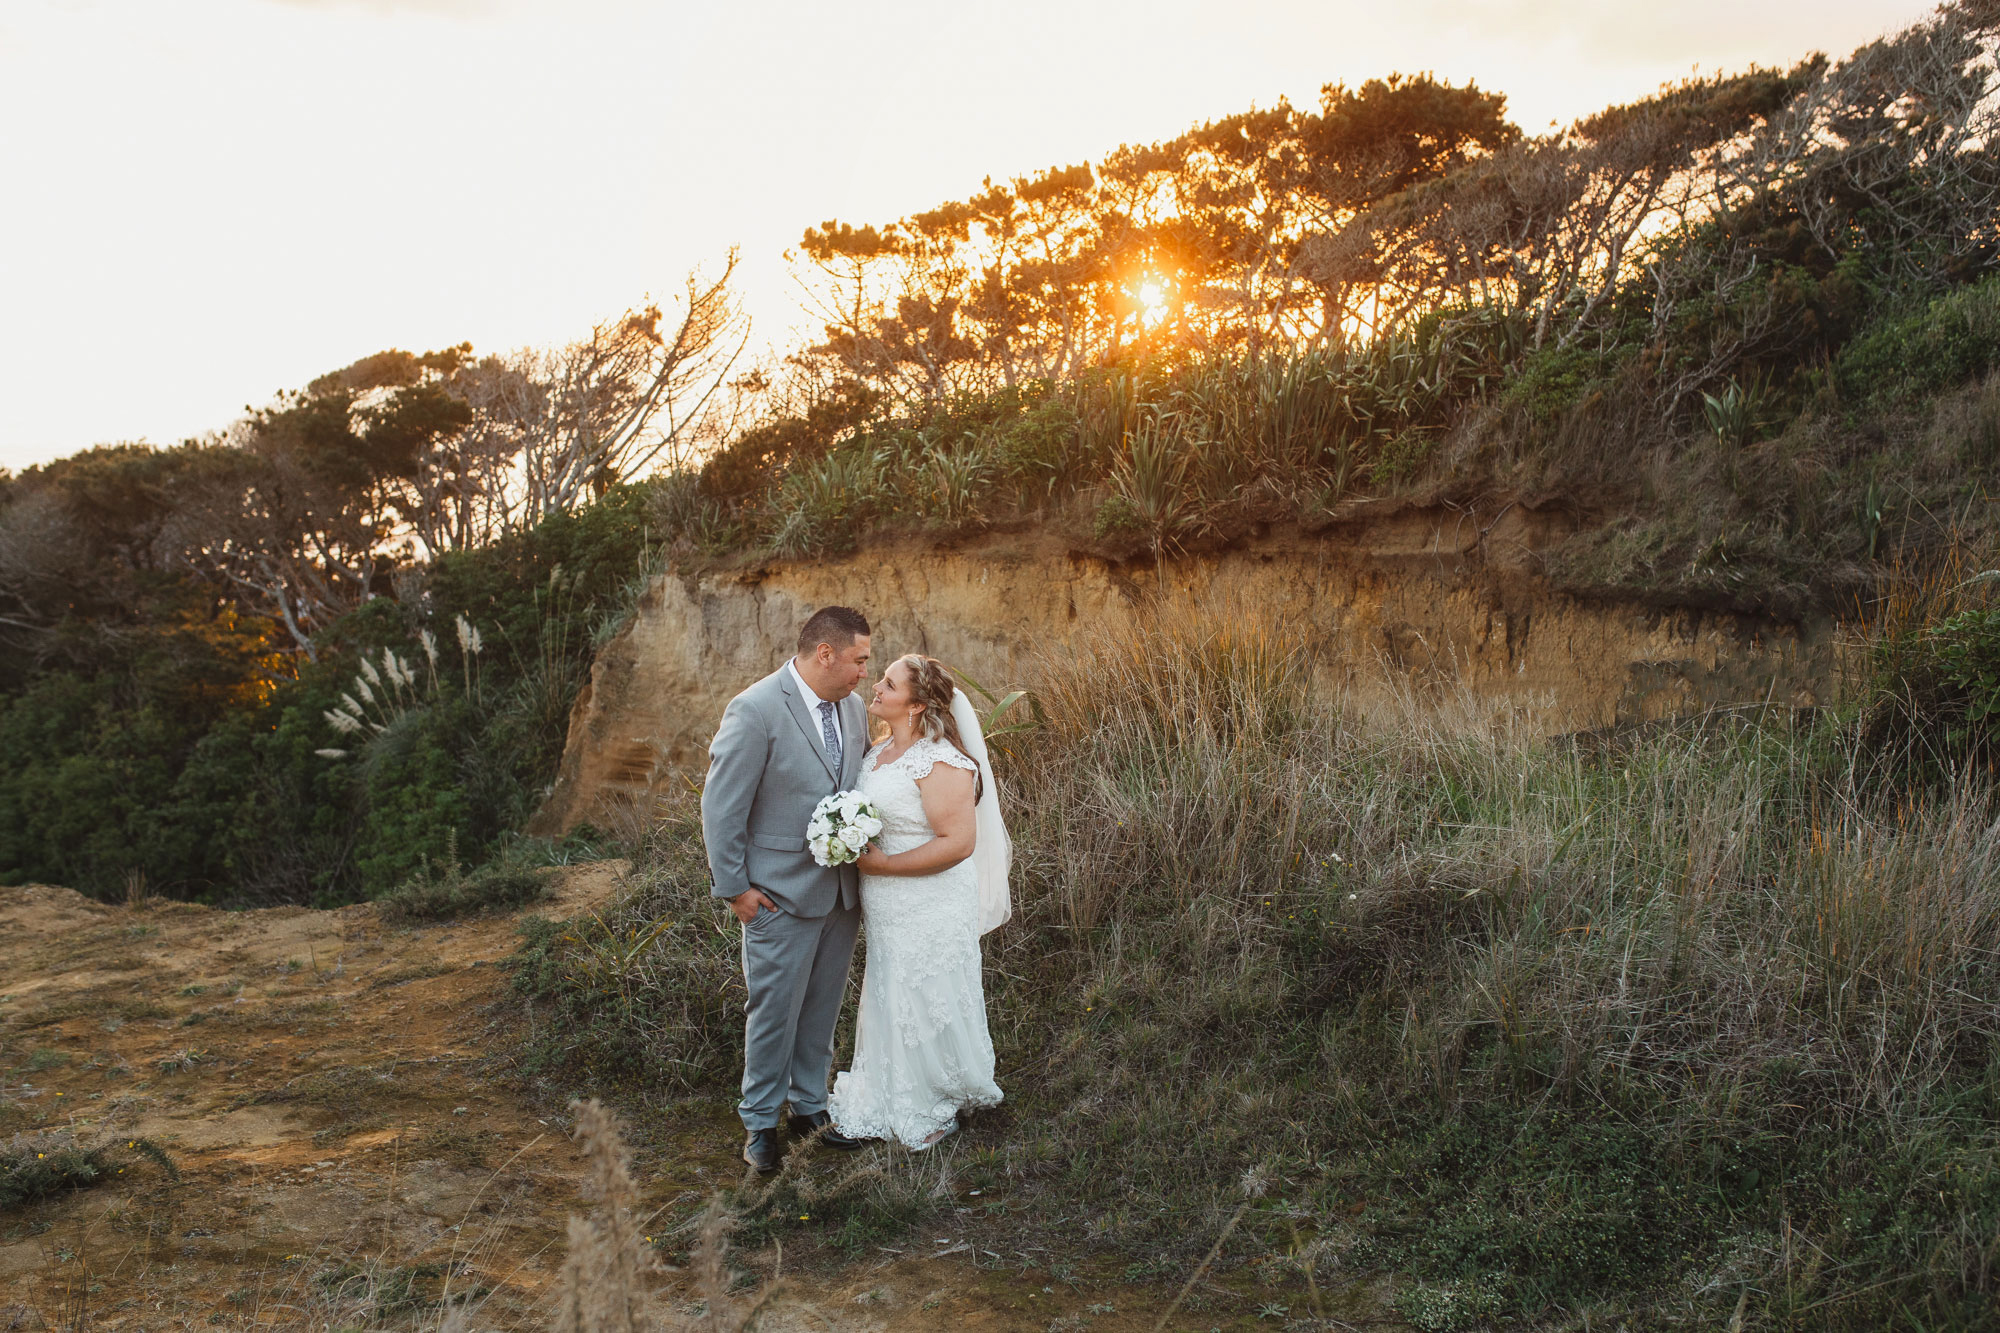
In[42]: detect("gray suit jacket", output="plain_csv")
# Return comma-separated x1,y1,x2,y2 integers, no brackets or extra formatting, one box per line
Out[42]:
701,665,867,917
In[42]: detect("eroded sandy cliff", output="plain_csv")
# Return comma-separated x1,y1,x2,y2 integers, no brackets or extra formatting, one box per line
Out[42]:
531,504,1851,836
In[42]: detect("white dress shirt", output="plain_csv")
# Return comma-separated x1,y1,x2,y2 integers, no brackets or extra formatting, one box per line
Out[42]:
786,658,845,753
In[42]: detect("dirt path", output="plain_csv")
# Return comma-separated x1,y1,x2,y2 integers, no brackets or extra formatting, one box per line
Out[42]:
0,877,1397,1333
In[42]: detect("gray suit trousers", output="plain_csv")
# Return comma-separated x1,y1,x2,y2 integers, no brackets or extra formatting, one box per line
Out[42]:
739,900,861,1129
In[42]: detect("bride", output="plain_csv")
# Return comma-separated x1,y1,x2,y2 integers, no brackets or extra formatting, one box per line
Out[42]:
827,653,1008,1148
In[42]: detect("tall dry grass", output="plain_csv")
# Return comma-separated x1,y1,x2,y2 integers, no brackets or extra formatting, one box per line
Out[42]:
525,603,2000,1328
987,606,2000,1326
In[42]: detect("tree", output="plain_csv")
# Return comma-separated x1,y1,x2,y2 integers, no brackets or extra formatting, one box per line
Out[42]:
147,257,749,656
785,74,1518,407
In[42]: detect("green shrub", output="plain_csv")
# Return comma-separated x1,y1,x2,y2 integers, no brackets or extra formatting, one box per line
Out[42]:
377,835,550,921
1871,591,2000,775
1089,493,1142,540
0,1133,174,1208
1929,602,2000,706
1838,273,2000,404
0,1136,112,1207
1499,335,1632,423
1367,428,1439,484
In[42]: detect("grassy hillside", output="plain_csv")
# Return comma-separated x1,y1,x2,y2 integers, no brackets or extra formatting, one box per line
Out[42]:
675,262,2000,622
516,605,2000,1329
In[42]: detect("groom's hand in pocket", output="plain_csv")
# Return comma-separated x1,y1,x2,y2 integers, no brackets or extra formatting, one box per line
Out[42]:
728,889,776,926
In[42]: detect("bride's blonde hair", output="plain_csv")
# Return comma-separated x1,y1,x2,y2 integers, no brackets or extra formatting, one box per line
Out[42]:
895,654,983,801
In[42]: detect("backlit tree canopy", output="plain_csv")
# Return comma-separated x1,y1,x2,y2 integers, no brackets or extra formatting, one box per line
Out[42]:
789,3,2000,409
794,75,1519,401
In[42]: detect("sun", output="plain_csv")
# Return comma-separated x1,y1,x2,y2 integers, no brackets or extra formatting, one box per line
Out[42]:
1137,279,1168,327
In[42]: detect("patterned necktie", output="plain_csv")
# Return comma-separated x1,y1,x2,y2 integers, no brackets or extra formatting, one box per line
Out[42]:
817,700,842,770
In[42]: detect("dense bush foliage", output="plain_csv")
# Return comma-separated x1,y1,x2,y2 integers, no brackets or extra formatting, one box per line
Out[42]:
1838,273,2000,405
518,612,2000,1328
0,483,664,903
0,1135,114,1208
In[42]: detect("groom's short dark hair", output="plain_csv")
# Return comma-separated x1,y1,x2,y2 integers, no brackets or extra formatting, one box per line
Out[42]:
798,605,870,654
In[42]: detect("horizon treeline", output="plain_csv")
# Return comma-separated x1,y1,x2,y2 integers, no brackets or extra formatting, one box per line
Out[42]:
3,0,2000,900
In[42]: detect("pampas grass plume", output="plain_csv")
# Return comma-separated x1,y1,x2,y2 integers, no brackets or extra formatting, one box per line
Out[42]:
555,1098,651,1333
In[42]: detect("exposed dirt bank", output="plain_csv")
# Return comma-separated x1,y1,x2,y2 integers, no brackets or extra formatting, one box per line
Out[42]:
536,511,1852,835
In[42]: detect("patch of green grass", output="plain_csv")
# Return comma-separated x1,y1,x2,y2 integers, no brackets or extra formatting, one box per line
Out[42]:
366,963,451,990
378,836,551,922
154,1049,203,1074
279,1065,406,1114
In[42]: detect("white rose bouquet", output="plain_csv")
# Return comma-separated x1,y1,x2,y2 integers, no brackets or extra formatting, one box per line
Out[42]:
807,789,884,867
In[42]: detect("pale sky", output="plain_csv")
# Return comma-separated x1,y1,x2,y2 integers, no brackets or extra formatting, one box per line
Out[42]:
0,0,1933,472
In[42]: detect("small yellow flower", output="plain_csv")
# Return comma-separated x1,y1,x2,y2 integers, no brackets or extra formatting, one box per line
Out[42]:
798,1214,810,1221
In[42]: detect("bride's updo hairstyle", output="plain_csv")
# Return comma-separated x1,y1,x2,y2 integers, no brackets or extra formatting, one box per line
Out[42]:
895,653,984,802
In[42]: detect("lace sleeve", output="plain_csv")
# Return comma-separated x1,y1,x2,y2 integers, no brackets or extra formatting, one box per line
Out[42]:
906,737,978,780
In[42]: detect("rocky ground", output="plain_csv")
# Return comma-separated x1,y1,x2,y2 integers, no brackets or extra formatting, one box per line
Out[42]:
0,876,1396,1333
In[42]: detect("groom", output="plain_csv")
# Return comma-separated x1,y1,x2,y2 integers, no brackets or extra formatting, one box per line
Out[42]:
701,605,873,1173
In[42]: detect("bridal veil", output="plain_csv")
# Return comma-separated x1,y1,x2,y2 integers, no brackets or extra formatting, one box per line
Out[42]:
948,688,1012,935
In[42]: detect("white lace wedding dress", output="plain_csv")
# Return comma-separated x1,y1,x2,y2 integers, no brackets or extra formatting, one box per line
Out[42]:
827,736,1003,1148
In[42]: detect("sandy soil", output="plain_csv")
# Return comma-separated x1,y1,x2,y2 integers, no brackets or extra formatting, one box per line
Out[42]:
0,875,1397,1333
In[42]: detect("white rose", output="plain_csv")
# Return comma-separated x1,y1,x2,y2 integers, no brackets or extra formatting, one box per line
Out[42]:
807,818,831,839
855,815,883,838
838,824,869,851
838,791,864,815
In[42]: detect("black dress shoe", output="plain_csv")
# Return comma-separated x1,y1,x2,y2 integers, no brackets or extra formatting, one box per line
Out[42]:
742,1127,781,1174
787,1109,867,1150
